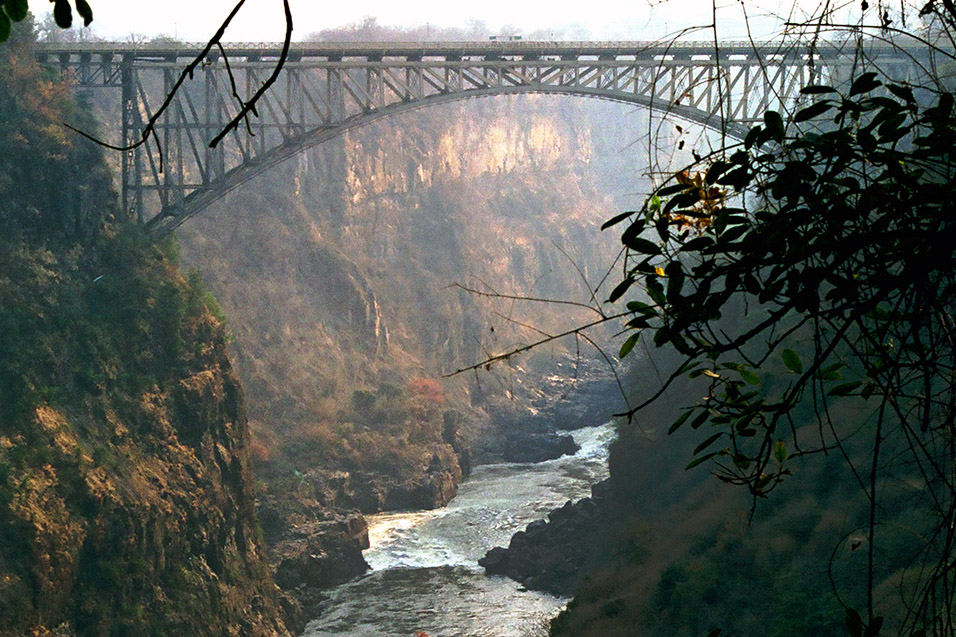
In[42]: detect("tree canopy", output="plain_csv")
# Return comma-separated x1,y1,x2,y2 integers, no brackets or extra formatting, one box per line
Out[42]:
608,26,956,637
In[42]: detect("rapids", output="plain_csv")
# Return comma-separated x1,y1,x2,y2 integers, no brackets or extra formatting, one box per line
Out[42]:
302,422,615,636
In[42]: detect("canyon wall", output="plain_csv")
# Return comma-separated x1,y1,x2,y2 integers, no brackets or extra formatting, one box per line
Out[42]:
0,30,291,634
178,96,649,507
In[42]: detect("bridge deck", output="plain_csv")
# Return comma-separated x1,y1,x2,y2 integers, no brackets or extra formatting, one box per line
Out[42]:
38,39,931,233
36,39,916,62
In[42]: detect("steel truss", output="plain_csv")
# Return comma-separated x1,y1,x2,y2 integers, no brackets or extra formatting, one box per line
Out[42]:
37,40,926,233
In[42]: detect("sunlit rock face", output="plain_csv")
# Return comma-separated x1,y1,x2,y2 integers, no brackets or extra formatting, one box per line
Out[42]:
0,243,293,636
178,95,646,531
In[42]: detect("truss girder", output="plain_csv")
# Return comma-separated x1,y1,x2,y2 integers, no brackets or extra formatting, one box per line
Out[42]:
40,41,926,231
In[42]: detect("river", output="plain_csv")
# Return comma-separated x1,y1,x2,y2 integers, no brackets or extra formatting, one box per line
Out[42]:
301,422,616,636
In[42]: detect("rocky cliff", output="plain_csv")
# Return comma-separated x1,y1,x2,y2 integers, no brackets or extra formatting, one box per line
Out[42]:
479,479,612,595
0,231,294,636
176,96,645,588
0,29,291,635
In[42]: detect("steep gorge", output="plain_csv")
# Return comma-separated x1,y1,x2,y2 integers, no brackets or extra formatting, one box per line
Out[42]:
177,96,648,592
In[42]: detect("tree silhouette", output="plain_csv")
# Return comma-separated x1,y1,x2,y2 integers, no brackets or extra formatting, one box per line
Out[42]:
602,6,956,634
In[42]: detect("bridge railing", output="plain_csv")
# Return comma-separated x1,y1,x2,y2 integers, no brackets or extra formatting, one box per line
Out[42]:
37,39,919,60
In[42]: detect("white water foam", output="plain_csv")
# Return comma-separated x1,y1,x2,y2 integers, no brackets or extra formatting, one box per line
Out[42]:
304,421,616,636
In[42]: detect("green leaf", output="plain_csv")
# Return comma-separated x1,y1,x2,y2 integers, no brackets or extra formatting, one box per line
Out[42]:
53,0,73,28
74,0,94,26
694,432,723,455
864,616,884,637
781,348,803,374
0,12,9,42
4,0,27,22
739,369,761,386
886,83,914,103
607,276,635,304
828,381,862,396
793,100,834,122
626,300,654,314
685,452,717,470
744,125,762,149
845,608,864,637
624,236,662,255
665,263,684,301
850,72,881,96
817,362,844,381
657,183,694,197
619,332,640,359
602,210,634,230
664,191,701,215
704,160,730,184
819,362,845,376
668,410,692,434
717,167,751,189
690,410,709,429
646,278,666,307
763,110,784,141
680,236,714,252
620,219,647,246
800,85,838,95
773,440,787,463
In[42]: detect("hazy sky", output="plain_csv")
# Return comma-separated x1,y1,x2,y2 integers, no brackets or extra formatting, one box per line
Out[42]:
37,0,859,43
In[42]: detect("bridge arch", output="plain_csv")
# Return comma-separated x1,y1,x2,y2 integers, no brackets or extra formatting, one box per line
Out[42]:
147,85,746,235
41,40,924,232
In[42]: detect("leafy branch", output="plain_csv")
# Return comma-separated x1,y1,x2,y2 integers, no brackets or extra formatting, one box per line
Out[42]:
606,67,956,632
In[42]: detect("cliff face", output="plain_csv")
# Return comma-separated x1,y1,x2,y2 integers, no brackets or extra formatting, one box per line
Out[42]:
0,235,292,636
178,96,642,521
0,29,290,635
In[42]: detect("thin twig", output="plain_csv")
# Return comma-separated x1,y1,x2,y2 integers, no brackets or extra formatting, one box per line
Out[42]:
448,282,606,316
64,0,293,161
443,312,631,377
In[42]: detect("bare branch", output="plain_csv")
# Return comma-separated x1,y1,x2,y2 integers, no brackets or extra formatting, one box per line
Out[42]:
210,0,293,148
443,312,630,377
448,282,607,316
64,0,293,158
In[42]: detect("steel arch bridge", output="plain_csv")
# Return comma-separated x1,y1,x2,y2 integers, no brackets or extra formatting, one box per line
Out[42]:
38,39,925,234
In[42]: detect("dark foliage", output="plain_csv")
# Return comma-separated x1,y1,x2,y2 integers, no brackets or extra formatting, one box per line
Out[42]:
609,66,956,633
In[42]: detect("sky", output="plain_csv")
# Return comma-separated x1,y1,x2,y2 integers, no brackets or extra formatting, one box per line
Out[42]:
36,0,861,43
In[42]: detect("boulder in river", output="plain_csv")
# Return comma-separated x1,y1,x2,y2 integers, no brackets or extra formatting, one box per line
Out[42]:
501,432,580,464
271,514,371,594
478,479,611,595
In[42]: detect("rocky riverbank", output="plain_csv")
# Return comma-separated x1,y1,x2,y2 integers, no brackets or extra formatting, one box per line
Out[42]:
262,365,620,611
475,355,622,465
479,479,611,595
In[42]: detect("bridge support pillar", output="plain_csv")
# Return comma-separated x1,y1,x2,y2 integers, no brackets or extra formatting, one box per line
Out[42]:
120,56,142,223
